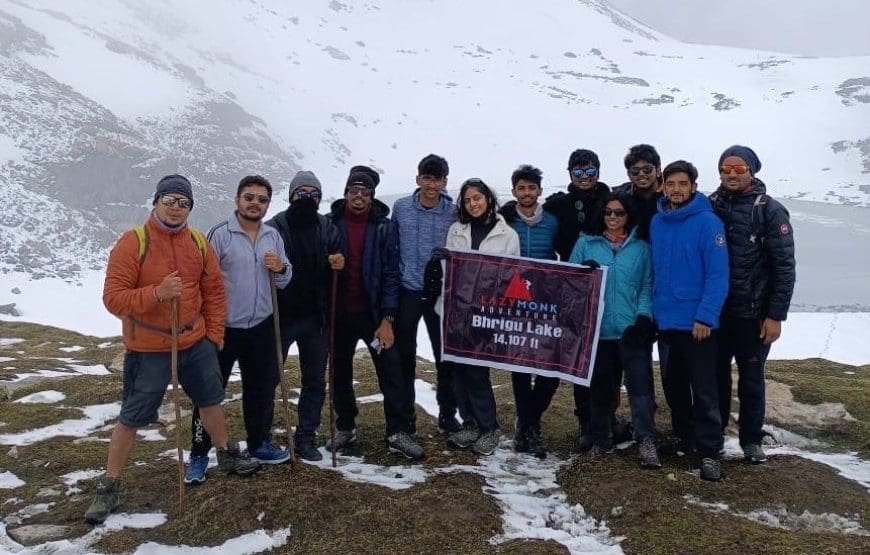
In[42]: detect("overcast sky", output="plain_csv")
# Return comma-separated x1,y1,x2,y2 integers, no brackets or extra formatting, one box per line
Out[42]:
607,0,870,57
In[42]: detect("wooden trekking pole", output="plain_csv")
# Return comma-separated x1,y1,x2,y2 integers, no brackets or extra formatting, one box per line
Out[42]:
269,271,296,465
328,269,339,468
169,299,185,511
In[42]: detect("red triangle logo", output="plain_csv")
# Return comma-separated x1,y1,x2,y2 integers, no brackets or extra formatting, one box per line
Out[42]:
505,271,532,300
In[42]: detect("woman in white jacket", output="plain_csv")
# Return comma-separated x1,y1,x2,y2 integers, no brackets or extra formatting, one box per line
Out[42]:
445,178,520,455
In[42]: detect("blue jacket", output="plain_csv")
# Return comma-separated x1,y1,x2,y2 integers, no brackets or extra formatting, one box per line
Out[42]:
329,198,400,322
569,229,652,340
392,190,456,291
498,202,559,260
650,193,729,331
207,215,291,329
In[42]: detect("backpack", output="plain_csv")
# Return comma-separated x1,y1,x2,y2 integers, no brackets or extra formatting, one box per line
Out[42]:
132,224,208,267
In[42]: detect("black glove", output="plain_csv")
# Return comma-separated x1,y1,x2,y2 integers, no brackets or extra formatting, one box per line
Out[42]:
623,315,656,346
580,259,600,269
430,246,450,261
421,257,444,306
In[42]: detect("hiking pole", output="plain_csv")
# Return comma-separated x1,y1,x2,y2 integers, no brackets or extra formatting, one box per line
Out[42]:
269,271,296,466
169,298,185,511
328,269,339,468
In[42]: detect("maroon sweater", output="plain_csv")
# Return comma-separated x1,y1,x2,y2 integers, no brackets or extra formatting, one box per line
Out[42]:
345,207,369,313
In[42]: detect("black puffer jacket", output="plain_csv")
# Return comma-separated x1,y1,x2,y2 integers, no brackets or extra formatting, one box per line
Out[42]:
543,181,610,260
710,178,796,321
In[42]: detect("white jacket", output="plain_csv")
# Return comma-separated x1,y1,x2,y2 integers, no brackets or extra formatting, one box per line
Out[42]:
446,214,521,256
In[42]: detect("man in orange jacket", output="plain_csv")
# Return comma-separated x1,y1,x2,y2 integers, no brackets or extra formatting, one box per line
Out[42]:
85,174,260,524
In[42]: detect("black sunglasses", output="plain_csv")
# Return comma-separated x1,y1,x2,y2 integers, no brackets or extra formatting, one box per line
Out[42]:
628,166,655,177
241,192,271,204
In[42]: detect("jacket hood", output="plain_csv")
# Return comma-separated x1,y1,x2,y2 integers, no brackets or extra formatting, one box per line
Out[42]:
656,191,714,221
714,177,768,199
329,197,390,221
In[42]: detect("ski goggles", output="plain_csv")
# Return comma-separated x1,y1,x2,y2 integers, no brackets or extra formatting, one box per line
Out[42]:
628,165,656,177
720,164,751,175
571,167,598,178
159,195,192,209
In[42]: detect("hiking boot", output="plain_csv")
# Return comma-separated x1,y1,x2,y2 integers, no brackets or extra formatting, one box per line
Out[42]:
659,437,695,456
325,429,357,452
448,423,480,449
184,455,209,485
742,443,768,465
587,444,614,458
84,476,120,524
526,423,547,459
296,441,323,461
438,413,462,434
387,432,425,460
699,458,722,481
472,429,501,456
577,434,594,452
513,420,529,453
217,443,261,476
252,441,291,465
638,437,661,469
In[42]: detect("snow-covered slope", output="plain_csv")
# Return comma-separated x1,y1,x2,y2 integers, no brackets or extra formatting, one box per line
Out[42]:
0,0,868,282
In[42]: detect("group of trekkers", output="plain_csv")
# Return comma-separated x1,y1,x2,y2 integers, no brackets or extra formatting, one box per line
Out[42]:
85,144,795,523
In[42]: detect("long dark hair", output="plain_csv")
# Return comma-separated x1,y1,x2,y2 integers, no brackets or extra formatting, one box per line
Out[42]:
592,193,638,235
458,178,499,225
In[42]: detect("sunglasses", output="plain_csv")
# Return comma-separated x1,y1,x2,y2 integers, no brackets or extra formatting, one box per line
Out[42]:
241,192,271,204
720,164,750,175
571,167,598,178
347,185,373,197
628,165,655,177
295,190,322,200
603,208,627,217
159,195,192,209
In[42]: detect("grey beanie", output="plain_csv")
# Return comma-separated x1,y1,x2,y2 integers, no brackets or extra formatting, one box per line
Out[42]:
719,145,762,175
154,174,193,205
288,170,322,199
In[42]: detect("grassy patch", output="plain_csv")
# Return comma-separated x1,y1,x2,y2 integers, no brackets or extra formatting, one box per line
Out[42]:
1,321,869,553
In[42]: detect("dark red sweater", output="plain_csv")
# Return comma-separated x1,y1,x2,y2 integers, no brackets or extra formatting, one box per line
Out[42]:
345,207,369,313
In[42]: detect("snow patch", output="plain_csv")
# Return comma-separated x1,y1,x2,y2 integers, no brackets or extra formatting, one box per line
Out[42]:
0,339,24,347
131,526,292,554
58,345,84,353
0,403,121,446
0,470,25,489
13,390,66,404
303,449,430,490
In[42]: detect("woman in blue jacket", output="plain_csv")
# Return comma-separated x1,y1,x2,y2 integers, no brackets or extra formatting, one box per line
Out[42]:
569,194,660,468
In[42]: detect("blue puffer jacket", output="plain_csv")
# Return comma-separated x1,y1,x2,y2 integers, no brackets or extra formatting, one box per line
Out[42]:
569,229,652,340
498,202,558,260
650,193,729,331
392,190,456,291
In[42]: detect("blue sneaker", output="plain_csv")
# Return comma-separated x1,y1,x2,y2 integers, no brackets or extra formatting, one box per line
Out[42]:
252,441,291,465
184,455,209,485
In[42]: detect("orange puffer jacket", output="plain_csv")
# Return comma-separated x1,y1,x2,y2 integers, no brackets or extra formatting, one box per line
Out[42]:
103,216,226,352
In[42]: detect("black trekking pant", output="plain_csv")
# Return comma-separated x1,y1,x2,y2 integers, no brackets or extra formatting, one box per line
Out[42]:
191,316,279,457
658,330,723,458
333,311,413,438
716,316,771,445
396,288,457,430
280,314,327,446
452,362,498,433
511,373,559,427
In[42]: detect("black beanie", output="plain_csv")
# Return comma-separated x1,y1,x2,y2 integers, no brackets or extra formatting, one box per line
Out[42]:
346,165,380,196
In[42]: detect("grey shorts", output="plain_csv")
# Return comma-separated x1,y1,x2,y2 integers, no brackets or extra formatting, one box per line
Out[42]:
119,338,225,428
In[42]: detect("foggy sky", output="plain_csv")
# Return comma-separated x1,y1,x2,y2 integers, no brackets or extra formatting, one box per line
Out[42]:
607,0,870,57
